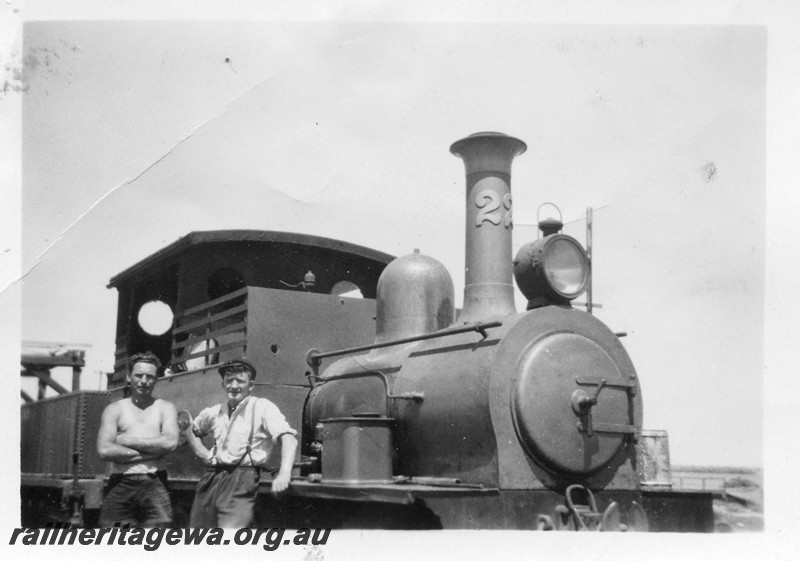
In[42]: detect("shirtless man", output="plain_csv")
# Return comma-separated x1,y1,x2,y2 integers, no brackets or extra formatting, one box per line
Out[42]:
97,351,179,527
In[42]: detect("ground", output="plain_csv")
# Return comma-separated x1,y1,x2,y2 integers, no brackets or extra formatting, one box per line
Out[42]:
672,465,763,532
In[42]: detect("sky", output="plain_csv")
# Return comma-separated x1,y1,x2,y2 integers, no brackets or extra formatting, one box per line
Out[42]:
2,1,800,555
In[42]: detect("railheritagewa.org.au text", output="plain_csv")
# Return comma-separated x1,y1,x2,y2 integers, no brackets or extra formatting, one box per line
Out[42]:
9,524,331,551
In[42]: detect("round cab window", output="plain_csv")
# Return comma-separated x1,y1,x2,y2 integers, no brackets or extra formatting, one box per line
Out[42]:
331,280,363,298
137,300,174,336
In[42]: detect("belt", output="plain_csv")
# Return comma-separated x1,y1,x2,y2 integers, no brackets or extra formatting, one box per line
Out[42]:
110,471,165,480
208,464,262,473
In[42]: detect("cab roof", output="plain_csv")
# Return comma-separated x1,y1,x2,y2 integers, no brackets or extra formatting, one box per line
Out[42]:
107,230,395,289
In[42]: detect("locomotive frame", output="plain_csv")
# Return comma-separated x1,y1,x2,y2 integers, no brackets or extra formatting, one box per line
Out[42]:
20,133,715,532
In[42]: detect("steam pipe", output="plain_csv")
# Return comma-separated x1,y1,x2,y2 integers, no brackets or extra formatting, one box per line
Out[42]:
450,132,527,322
306,320,502,367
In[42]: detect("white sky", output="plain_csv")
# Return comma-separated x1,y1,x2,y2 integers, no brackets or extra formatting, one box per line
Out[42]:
2,1,800,557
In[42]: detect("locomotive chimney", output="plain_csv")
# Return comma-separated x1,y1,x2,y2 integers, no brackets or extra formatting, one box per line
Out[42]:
450,132,527,322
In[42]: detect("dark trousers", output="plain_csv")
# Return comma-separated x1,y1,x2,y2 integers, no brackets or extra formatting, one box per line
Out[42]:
189,466,261,528
99,471,172,527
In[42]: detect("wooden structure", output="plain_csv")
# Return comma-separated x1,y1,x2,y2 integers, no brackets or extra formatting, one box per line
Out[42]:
21,342,88,402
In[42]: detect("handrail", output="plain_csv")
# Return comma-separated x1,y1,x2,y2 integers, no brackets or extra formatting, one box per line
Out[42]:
172,323,247,352
170,289,250,370
178,286,249,317
173,303,248,335
306,320,502,366
172,339,247,365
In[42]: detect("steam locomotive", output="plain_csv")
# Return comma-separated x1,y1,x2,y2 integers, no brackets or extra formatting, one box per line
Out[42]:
20,132,715,531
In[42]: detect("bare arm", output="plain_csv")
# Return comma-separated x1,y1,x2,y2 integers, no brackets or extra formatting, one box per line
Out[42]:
183,428,213,463
97,403,158,464
271,433,297,496
116,401,180,455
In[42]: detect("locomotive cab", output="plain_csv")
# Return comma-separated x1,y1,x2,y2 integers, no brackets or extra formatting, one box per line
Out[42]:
107,230,393,386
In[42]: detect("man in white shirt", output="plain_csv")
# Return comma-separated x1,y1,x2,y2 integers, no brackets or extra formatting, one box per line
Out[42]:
183,358,297,528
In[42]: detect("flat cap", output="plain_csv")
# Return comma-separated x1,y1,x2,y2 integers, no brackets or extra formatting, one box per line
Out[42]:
218,358,257,378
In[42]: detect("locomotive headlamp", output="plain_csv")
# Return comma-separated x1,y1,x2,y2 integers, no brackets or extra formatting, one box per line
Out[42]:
513,234,590,307
544,236,589,296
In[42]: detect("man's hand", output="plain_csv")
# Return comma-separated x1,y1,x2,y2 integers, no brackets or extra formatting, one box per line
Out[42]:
179,410,214,463
97,403,151,463
112,402,179,455
271,472,291,496
177,410,192,434
271,433,297,496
